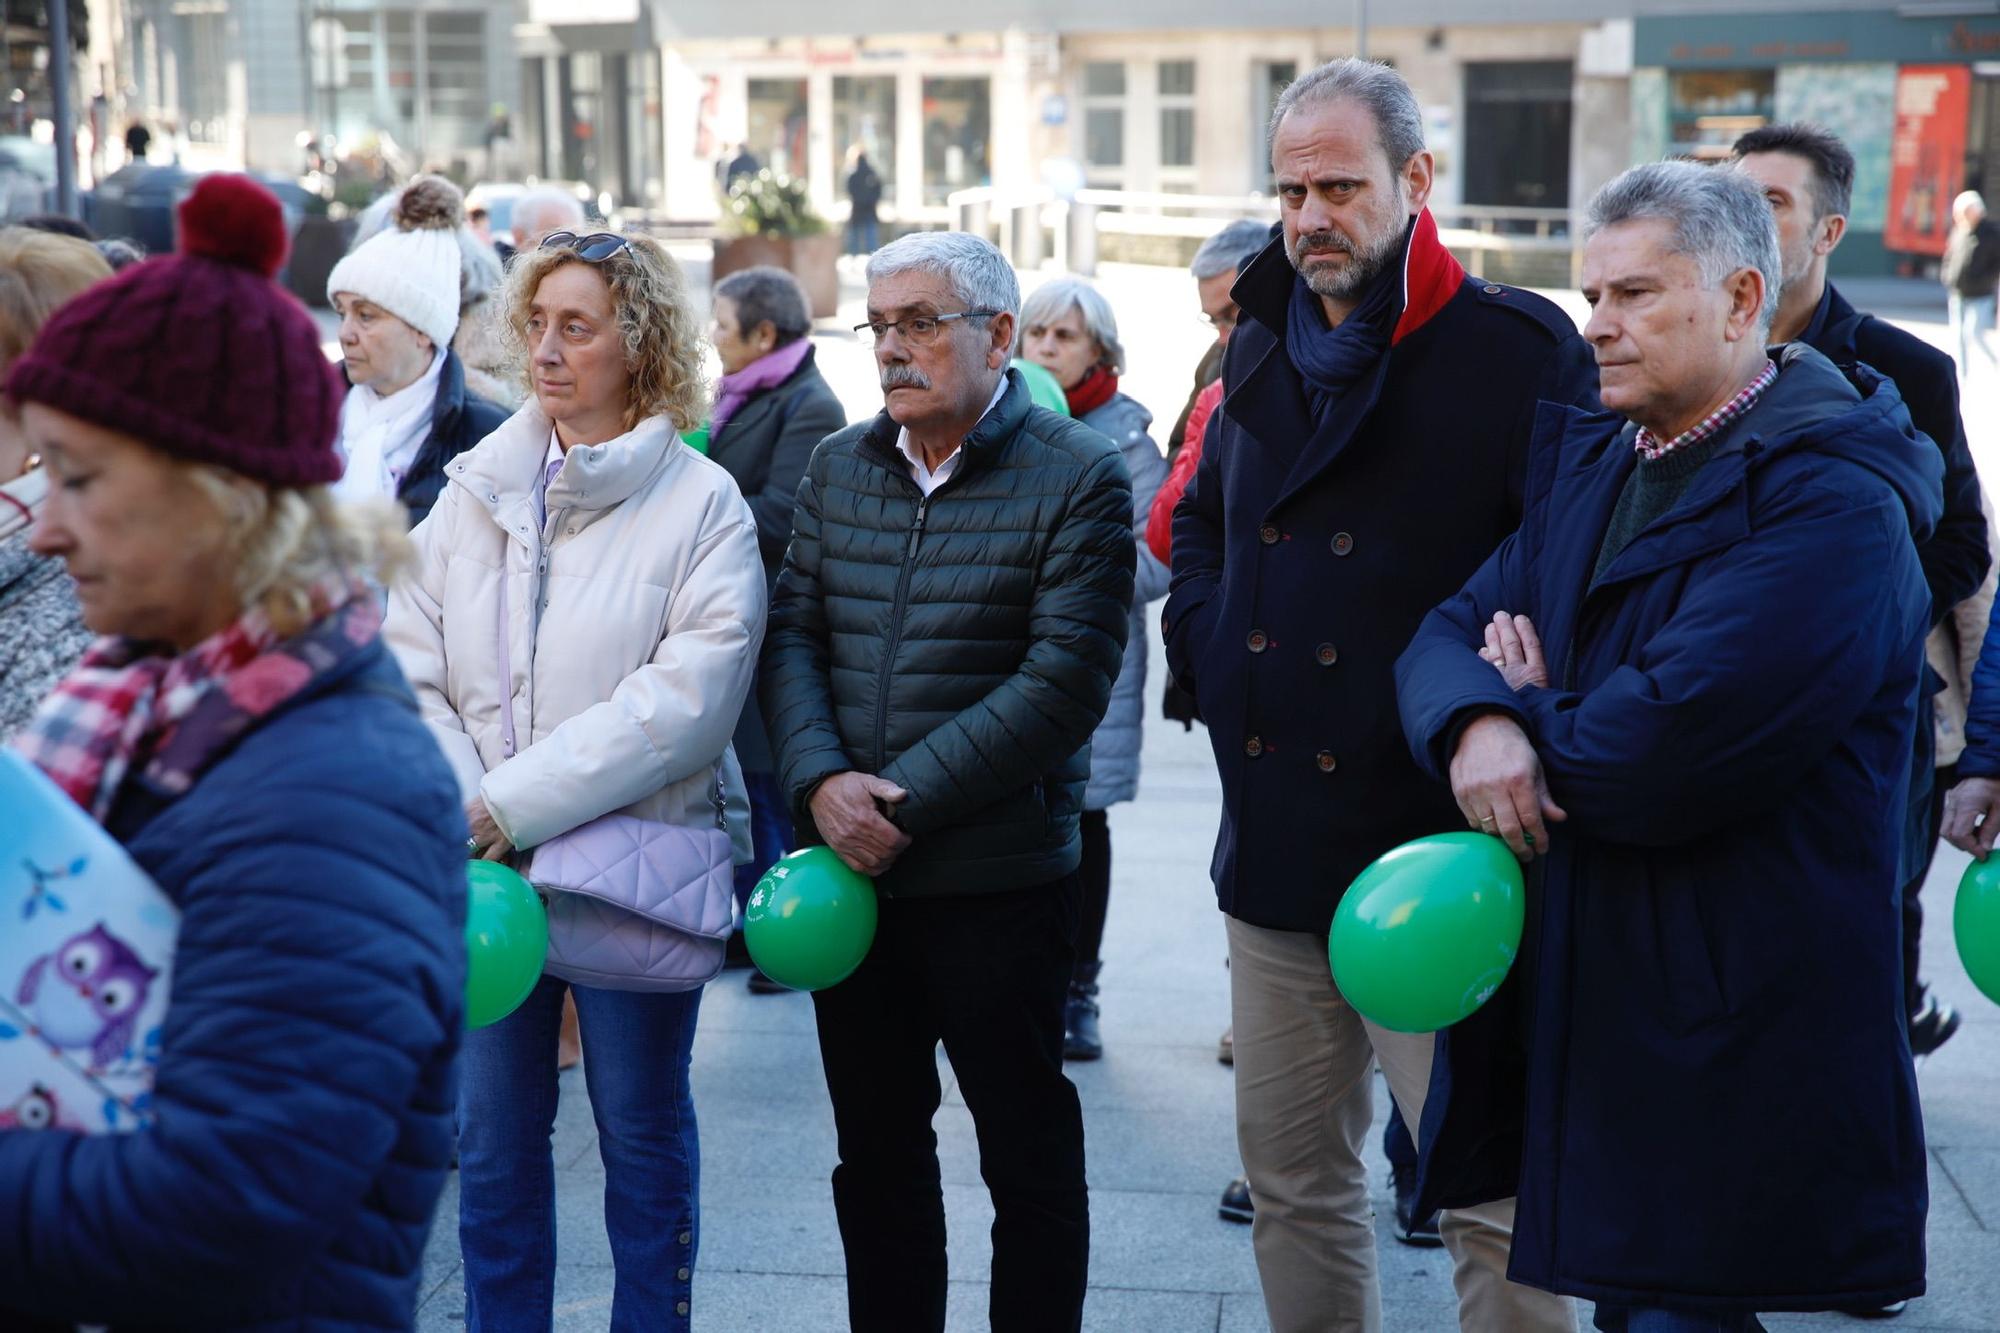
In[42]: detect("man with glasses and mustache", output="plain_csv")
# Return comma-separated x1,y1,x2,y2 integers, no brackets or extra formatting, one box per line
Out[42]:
1162,58,1596,1333
761,230,1135,1333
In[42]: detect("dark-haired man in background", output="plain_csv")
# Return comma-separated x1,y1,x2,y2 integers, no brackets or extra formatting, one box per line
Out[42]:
1734,124,1989,1078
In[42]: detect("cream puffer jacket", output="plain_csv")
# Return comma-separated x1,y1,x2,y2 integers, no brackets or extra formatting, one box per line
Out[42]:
386,405,767,854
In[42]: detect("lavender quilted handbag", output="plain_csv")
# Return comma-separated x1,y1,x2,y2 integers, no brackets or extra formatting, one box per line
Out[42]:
494,568,733,993
528,815,734,993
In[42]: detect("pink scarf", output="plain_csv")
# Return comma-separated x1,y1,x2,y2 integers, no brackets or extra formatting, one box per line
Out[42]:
13,572,376,821
711,338,813,443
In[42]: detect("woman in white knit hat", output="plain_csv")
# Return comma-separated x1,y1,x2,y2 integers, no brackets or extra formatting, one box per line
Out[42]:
328,175,508,526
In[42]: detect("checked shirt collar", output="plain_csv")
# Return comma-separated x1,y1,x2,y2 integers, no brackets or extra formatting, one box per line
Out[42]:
1633,358,1778,462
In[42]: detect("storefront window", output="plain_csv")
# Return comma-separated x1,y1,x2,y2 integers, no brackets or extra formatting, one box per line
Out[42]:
746,77,807,179
833,75,897,199
1083,61,1125,187
1667,70,1774,161
922,76,990,204
1159,59,1196,176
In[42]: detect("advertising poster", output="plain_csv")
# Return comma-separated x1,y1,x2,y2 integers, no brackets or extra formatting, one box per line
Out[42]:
1886,64,1972,256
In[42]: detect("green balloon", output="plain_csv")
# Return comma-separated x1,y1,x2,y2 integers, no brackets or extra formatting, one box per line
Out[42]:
1956,857,2000,1006
744,846,879,991
465,861,548,1029
1012,358,1071,416
1329,832,1525,1033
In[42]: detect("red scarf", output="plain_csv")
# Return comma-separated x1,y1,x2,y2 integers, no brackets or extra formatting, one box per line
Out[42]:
13,573,376,821
1065,365,1119,417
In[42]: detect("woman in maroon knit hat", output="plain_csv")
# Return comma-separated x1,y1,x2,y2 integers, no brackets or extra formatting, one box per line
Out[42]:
0,175,467,1332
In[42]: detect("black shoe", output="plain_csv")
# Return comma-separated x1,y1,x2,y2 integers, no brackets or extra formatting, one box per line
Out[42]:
1063,961,1103,1061
1391,1165,1444,1248
746,967,788,994
1909,987,1961,1059
1219,1175,1253,1223
1836,1300,1908,1318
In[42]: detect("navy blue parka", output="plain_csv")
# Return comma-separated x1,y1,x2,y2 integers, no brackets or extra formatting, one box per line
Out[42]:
1395,346,1936,1312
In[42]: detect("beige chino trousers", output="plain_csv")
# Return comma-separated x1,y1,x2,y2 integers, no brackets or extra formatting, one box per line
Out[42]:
1227,916,1575,1333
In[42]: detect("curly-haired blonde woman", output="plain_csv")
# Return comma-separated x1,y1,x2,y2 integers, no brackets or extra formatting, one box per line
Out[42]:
1,176,467,1332
385,228,765,1331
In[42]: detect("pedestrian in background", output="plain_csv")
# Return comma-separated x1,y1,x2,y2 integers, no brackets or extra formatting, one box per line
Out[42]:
1018,274,1168,1062
762,231,1134,1333
0,227,108,738
1943,188,2000,376
387,229,765,1332
1163,58,1593,1332
1398,159,1935,1331
846,147,883,255
0,174,467,1333
328,176,509,527
705,263,847,988
1735,124,1989,1075
510,187,587,257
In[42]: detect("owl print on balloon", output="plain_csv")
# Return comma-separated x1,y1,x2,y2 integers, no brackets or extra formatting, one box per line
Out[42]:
0,752,178,1137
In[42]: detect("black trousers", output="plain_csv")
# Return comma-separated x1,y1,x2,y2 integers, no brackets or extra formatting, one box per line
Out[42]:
1904,763,1956,1017
1073,809,1112,974
811,874,1089,1333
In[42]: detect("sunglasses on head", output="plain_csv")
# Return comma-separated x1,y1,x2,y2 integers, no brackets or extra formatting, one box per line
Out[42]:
538,230,630,262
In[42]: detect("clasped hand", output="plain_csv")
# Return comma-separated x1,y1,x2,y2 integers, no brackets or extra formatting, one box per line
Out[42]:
809,771,912,876
1451,611,1564,863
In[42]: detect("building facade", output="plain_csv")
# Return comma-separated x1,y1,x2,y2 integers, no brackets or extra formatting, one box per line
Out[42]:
512,0,1638,228
117,0,521,177
1635,3,2000,274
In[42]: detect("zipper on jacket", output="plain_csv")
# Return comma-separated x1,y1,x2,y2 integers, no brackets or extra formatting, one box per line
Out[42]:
873,494,931,772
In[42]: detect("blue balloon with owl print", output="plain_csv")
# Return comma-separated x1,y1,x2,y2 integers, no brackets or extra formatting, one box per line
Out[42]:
0,751,177,1135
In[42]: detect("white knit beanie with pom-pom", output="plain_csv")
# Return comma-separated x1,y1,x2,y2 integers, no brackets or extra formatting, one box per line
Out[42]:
327,175,465,350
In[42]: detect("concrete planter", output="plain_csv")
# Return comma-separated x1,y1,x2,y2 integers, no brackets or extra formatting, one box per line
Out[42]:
712,232,840,319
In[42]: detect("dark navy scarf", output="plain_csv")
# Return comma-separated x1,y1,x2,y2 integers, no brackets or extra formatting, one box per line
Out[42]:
1284,226,1409,426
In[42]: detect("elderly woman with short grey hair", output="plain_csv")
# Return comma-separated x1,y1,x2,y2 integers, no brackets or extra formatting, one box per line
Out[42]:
1018,275,1169,1062
705,263,847,975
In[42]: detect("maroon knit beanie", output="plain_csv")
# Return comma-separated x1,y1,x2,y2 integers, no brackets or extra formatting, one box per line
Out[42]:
6,174,344,486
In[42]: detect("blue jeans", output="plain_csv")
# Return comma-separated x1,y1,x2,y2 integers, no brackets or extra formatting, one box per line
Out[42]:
1593,1306,1766,1332
458,974,703,1332
846,216,879,255
1950,292,1996,373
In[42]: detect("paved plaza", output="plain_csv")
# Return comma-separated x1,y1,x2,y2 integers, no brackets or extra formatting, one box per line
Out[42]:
403,256,2000,1331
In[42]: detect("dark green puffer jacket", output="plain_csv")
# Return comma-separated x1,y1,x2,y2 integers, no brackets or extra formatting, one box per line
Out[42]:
762,369,1136,898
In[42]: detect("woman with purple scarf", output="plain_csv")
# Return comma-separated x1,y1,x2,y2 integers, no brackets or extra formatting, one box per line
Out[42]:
704,264,847,986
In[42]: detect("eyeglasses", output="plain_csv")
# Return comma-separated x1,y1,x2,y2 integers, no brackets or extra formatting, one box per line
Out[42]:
852,310,998,348
1199,308,1240,333
538,230,630,262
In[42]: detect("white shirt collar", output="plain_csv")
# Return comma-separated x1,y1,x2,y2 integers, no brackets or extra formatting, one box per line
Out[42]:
895,376,1008,497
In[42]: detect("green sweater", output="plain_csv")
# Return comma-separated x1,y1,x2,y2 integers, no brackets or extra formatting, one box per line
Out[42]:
1590,434,1727,587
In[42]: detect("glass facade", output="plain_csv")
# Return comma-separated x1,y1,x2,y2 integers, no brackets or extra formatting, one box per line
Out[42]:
921,76,990,203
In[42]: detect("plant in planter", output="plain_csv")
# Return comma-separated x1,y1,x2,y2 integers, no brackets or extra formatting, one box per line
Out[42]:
714,170,840,318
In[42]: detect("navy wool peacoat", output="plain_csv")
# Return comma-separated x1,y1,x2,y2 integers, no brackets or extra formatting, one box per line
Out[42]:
1163,216,1598,933
1395,346,1937,1312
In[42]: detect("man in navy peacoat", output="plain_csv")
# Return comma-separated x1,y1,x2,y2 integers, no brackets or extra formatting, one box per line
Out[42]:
1162,57,1595,1333
1397,162,1935,1328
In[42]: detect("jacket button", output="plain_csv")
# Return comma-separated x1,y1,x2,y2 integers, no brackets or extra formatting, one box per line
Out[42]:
1331,532,1354,556
677,1266,691,1281
1246,630,1269,653
1259,523,1280,545
679,1231,692,1246
677,1302,690,1316
1316,643,1338,666
1483,284,1503,295
1245,735,1264,757
1317,750,1337,772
